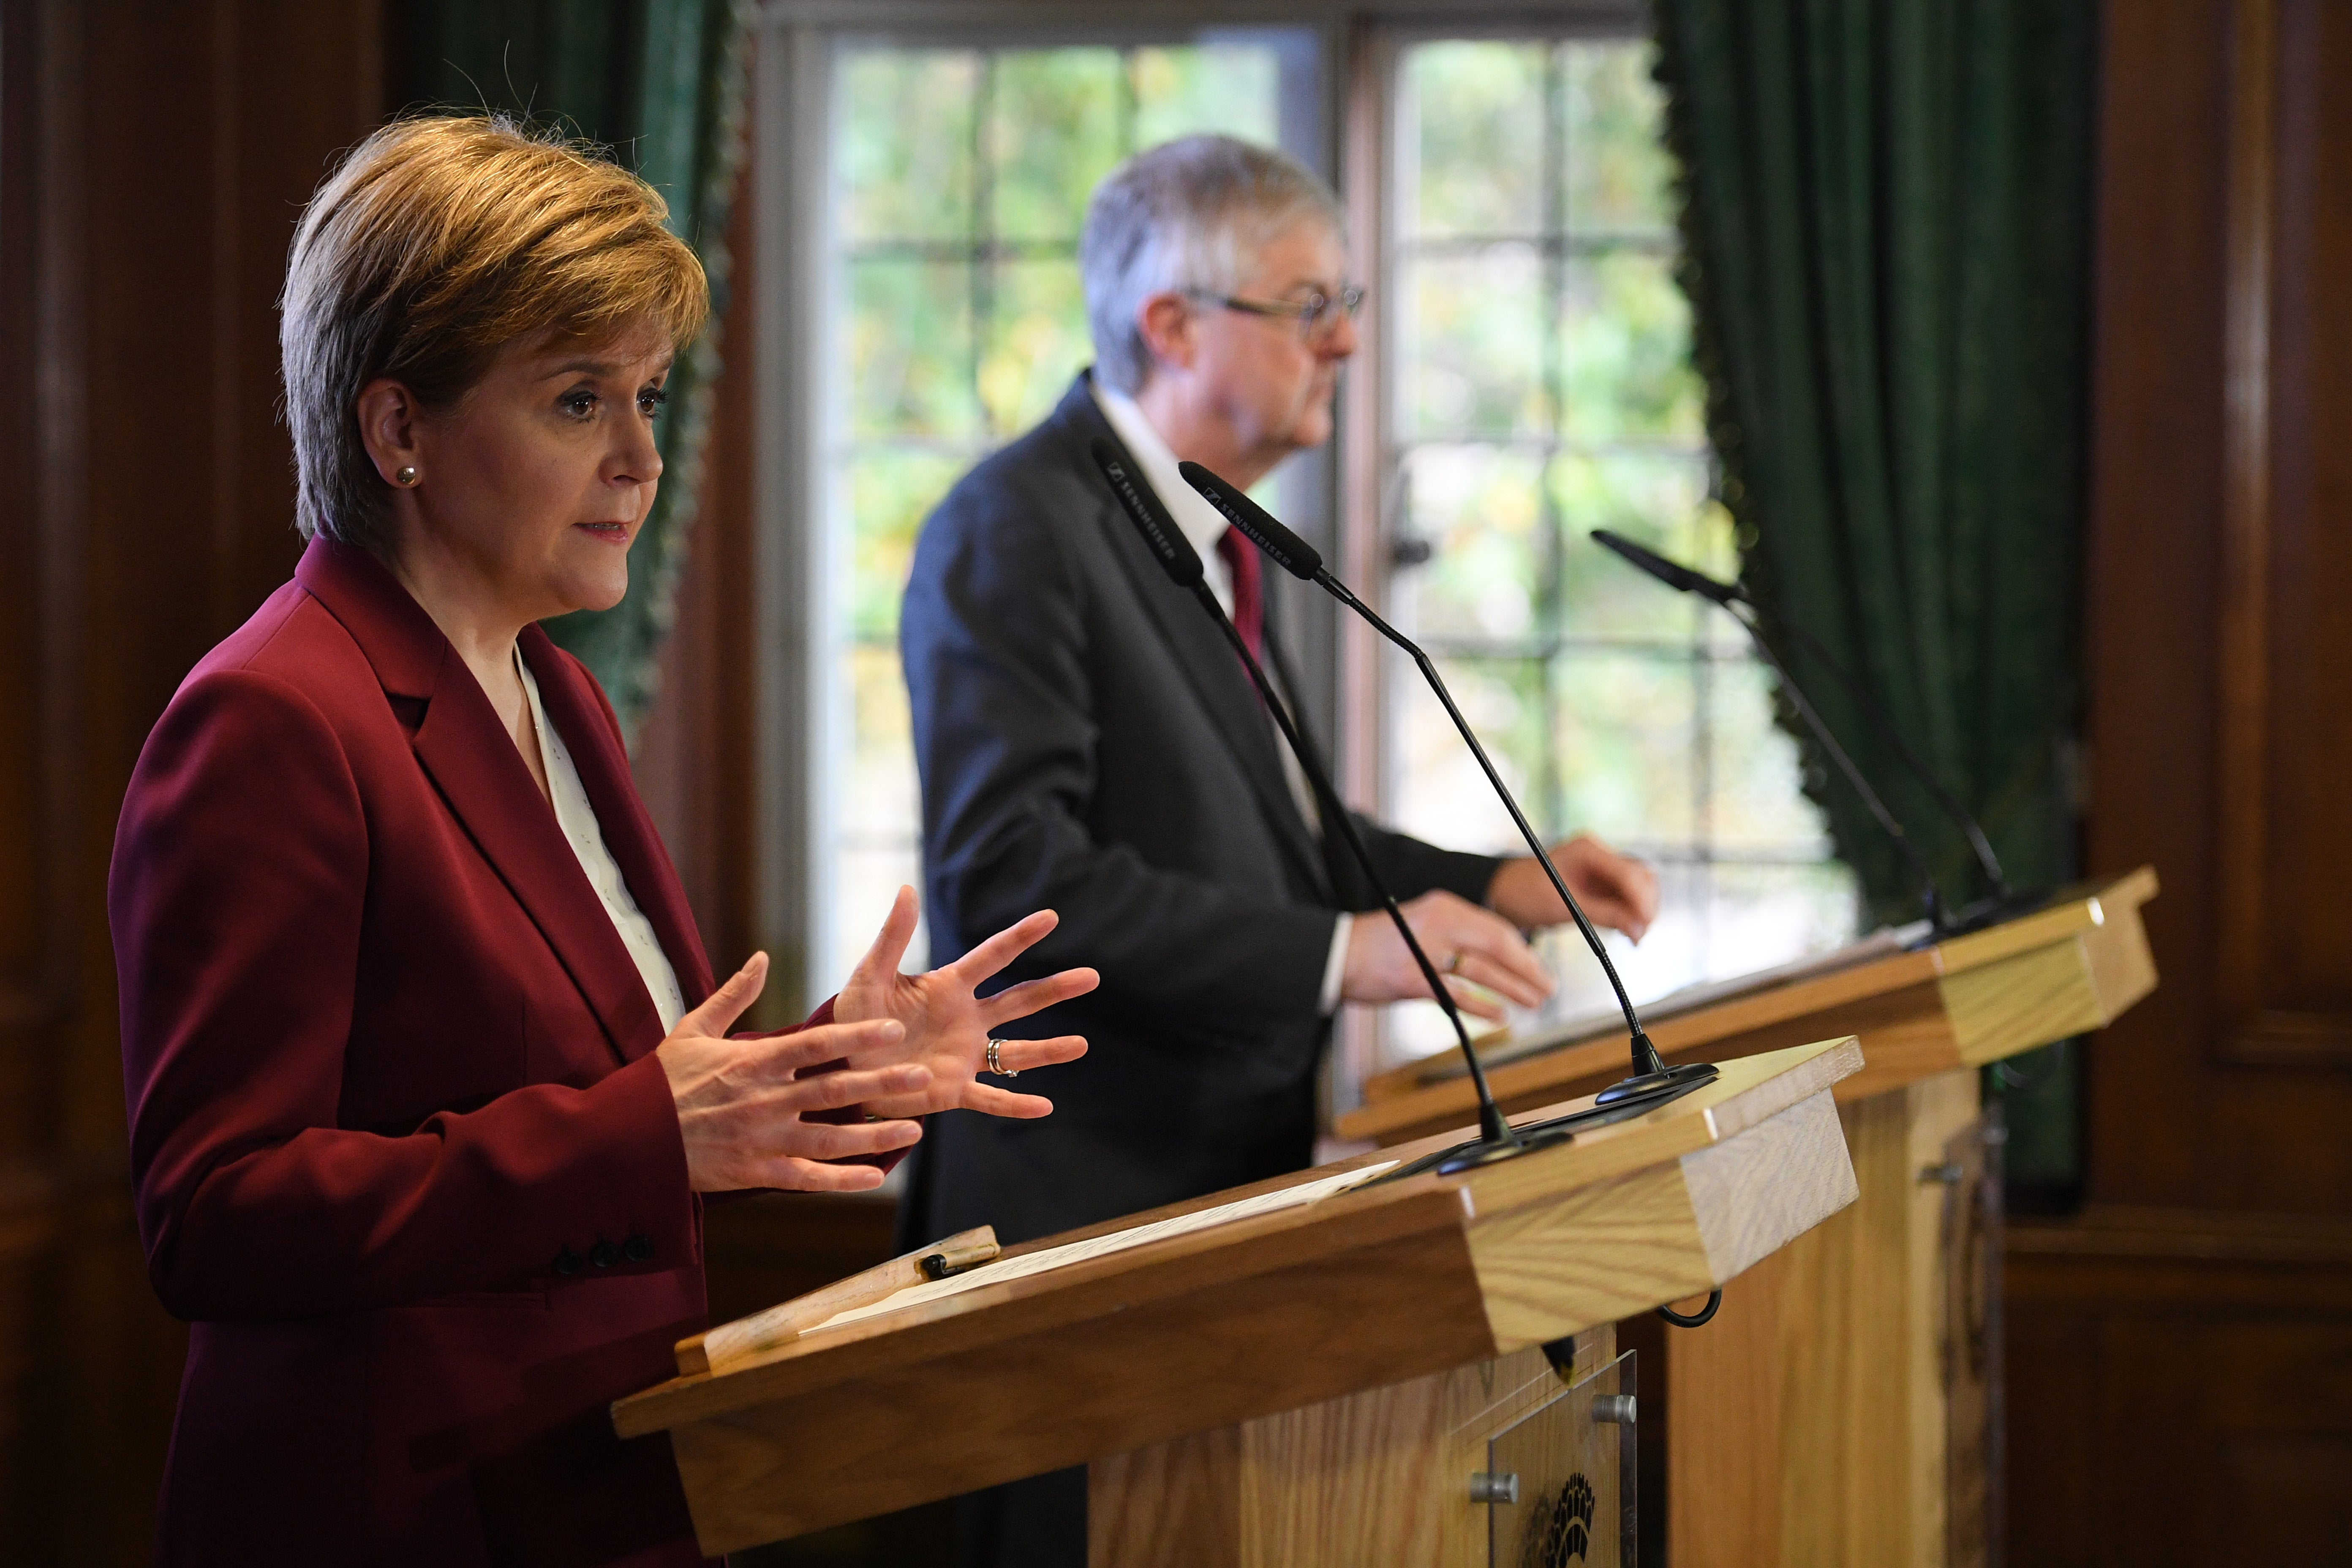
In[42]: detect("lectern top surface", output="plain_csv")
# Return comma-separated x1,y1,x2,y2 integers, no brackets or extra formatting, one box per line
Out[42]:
1339,867,2159,1145
612,1036,1861,1441
802,1161,1398,1337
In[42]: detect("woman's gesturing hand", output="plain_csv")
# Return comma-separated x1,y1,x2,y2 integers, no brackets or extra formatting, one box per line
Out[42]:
831,886,1096,1121
656,953,929,1193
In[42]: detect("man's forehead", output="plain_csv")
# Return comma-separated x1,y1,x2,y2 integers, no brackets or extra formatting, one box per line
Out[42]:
1240,218,1350,288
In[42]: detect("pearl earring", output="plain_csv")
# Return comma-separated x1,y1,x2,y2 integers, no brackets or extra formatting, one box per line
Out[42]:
395,466,419,487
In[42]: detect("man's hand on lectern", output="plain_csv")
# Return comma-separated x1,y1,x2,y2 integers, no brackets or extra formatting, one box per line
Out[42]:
1486,832,1659,942
1339,890,1556,1022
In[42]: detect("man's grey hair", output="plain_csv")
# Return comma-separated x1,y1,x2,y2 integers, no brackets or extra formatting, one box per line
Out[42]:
1080,135,1346,395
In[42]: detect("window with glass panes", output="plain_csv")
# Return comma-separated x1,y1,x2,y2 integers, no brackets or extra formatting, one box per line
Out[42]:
820,41,1293,985
1380,37,1857,1055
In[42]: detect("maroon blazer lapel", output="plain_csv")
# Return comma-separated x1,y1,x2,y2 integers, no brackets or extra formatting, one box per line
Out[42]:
519,623,716,1015
293,540,673,1066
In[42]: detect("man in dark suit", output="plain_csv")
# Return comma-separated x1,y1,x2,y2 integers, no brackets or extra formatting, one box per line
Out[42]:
898,135,1658,1566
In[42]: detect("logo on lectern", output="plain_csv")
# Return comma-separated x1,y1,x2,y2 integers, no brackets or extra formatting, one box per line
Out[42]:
1522,1471,1596,1566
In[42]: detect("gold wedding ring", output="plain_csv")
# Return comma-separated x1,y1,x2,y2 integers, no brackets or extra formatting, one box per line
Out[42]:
985,1038,1019,1078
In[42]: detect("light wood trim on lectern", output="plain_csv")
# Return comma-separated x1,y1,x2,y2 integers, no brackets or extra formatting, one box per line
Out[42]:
1339,868,2160,1146
1467,1059,1860,1347
674,1225,998,1375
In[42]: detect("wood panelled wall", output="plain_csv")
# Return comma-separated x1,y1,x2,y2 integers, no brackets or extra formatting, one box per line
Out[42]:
1,1,388,1555
2005,0,2352,1560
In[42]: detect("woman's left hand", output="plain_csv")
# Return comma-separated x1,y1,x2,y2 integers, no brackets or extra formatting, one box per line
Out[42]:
829,886,1096,1120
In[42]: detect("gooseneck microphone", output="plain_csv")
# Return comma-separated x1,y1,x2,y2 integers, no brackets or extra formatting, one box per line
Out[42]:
1090,438,1558,1173
1590,530,2033,932
1179,460,1718,1113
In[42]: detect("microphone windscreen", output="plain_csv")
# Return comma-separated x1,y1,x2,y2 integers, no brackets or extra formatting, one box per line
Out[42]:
1092,438,1203,588
1591,529,1745,605
1178,461,1324,580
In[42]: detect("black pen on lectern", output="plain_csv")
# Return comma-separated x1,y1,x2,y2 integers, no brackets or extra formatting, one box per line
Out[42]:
1589,529,2019,931
1089,437,1551,1172
1179,460,1715,1110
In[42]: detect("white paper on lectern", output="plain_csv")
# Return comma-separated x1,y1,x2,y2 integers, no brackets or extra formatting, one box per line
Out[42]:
802,1160,1403,1337
1422,918,1938,1083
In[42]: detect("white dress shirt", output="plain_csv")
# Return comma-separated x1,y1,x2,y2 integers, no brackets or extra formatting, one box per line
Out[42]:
1092,381,1353,1015
515,649,688,1034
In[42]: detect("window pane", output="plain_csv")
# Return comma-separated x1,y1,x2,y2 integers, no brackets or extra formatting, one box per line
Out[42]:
989,49,1122,242
1698,861,1860,975
1400,245,1547,439
982,258,1090,438
1132,45,1279,145
1708,657,1833,852
1398,445,1548,645
1554,649,1698,845
844,645,921,838
1392,655,1548,852
1403,41,1547,238
1561,41,1677,234
1553,451,1711,640
1558,251,1705,441
839,51,978,242
848,258,978,439
849,449,968,643
1383,34,1856,1064
835,842,928,989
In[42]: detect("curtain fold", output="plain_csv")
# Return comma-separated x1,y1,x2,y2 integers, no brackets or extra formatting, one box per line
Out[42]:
397,0,755,734
1654,0,2098,1186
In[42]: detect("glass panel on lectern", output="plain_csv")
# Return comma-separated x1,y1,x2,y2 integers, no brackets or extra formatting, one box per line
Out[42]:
1486,1349,1636,1568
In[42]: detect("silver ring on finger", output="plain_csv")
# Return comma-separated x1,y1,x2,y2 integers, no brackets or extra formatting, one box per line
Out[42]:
985,1038,1020,1078
1444,950,1463,975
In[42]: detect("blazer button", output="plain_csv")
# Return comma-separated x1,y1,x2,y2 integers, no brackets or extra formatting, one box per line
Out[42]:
590,1240,620,1269
623,1234,655,1263
553,1248,584,1277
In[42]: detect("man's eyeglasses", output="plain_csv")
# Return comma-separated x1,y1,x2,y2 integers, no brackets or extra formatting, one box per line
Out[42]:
1187,285,1366,344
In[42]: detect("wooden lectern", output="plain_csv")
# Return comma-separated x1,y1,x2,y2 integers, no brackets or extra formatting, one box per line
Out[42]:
615,1038,1867,1565
1337,868,2161,1567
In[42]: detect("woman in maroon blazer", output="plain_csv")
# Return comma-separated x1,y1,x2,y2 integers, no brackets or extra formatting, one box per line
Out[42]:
109,117,1093,1566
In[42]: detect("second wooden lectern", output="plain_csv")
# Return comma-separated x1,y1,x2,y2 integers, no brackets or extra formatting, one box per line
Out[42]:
1339,868,2161,1567
616,1038,1866,1566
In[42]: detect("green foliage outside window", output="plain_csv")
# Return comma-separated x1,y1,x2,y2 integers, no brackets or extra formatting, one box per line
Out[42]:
1386,39,1855,1050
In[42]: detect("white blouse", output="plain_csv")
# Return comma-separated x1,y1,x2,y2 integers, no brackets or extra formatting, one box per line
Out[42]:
514,649,687,1034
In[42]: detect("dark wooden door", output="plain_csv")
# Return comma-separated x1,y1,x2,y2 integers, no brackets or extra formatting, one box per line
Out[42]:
2006,2,2352,1562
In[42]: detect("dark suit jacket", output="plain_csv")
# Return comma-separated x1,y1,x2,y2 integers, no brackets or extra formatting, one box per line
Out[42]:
898,373,1498,1250
111,539,855,1567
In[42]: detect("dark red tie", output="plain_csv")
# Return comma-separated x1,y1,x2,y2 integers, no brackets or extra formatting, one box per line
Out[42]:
1216,525,1264,663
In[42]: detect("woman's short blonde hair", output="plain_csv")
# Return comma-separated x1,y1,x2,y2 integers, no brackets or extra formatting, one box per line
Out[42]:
281,114,710,549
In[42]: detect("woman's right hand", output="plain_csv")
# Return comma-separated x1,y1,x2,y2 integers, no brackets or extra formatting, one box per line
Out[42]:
655,953,930,1193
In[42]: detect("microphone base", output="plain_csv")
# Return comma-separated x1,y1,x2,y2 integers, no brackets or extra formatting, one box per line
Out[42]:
1595,1060,1720,1108
1434,1124,1574,1176
1933,885,2055,939
1377,1122,1577,1184
1375,1070,1720,1186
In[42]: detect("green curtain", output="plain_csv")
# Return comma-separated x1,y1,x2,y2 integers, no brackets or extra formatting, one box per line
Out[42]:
1653,1,2099,1189
397,0,755,734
